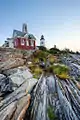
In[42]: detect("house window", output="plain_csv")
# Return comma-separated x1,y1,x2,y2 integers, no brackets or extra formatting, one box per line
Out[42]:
14,40,18,47
21,38,25,45
29,40,31,46
31,40,34,46
26,40,29,46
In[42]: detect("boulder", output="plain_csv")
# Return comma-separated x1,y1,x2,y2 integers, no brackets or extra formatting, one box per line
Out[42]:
0,101,17,120
0,77,37,111
11,94,31,120
3,66,28,76
9,53,23,59
76,82,80,90
0,94,31,120
0,74,5,79
9,68,33,86
0,74,13,96
0,58,25,71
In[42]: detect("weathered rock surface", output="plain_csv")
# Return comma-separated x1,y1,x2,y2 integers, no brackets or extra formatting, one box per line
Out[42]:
0,101,17,120
3,66,27,76
1,48,80,120
0,74,13,96
9,67,33,86
0,48,36,120
0,77,37,111
0,94,31,120
30,74,80,120
0,58,25,71
11,95,30,120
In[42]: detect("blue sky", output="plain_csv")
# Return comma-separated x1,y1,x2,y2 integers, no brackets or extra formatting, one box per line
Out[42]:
0,0,80,51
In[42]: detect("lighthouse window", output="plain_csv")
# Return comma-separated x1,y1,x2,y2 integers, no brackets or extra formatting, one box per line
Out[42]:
41,42,44,44
21,38,25,45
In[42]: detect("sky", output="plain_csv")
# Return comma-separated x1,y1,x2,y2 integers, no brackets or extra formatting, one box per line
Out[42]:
0,0,80,51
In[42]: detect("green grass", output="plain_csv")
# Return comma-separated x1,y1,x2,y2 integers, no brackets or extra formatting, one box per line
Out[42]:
47,106,58,120
28,64,43,79
47,55,58,64
53,64,69,79
28,50,69,80
33,67,43,79
46,64,70,80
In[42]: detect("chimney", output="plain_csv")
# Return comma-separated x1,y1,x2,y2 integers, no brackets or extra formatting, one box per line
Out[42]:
22,23,28,34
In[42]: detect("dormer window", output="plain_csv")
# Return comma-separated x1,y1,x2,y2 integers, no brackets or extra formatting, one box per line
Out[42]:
28,35,32,39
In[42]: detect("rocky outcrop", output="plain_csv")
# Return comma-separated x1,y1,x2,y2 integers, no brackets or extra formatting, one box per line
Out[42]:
0,48,37,120
0,74,13,96
0,70,37,120
0,74,37,110
0,58,25,71
9,67,33,87
0,101,17,120
1,48,80,120
0,94,31,120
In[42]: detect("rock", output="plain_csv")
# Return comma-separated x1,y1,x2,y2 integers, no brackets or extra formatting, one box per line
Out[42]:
0,74,13,96
0,74,5,79
17,94,31,120
0,94,31,120
0,58,25,71
76,82,80,90
0,101,17,120
9,53,23,59
3,67,19,76
9,68,33,86
3,66,28,76
0,77,37,111
11,94,31,120
27,62,32,65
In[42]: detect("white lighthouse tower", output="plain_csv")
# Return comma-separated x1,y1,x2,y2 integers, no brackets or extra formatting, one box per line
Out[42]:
40,35,45,47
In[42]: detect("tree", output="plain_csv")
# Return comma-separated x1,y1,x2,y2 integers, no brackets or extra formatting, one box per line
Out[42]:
49,47,60,54
38,46,47,51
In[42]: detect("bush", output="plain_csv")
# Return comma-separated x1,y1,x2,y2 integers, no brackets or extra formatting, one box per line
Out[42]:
47,55,58,64
33,58,39,64
47,106,58,120
33,50,49,63
38,46,47,51
49,48,60,54
53,64,69,79
33,67,43,79
46,64,70,79
28,64,36,72
28,63,43,79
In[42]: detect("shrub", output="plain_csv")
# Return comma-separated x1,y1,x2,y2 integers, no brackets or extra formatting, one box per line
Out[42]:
47,106,58,120
49,47,60,54
38,46,47,51
28,63,37,72
33,50,45,58
47,55,58,64
53,64,70,79
46,64,70,79
33,58,39,64
33,67,43,79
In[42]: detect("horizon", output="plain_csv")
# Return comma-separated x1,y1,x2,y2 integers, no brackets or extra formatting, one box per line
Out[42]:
0,0,80,51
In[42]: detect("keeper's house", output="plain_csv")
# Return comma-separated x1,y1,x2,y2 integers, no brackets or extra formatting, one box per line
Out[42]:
3,23,36,50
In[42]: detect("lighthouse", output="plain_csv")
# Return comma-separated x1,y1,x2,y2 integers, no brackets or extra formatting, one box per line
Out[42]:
40,35,45,47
